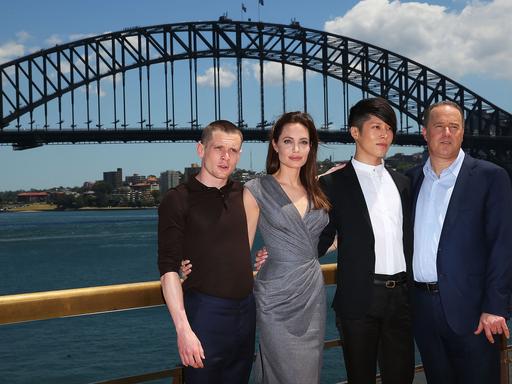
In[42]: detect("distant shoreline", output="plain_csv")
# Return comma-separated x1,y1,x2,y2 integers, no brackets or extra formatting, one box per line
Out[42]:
79,206,157,211
2,204,157,213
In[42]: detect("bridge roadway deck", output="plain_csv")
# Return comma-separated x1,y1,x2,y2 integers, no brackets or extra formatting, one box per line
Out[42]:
2,128,512,150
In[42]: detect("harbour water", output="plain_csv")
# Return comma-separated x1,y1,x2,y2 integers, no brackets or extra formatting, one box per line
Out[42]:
0,210,344,383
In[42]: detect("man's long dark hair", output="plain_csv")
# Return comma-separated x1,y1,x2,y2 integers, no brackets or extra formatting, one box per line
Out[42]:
349,97,397,140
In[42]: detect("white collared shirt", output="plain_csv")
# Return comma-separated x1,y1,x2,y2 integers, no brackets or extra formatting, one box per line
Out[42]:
413,149,465,282
352,158,406,275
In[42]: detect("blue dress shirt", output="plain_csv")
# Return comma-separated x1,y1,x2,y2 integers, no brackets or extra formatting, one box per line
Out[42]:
413,149,465,282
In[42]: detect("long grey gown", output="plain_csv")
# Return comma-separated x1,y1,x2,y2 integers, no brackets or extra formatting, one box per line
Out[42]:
245,175,328,384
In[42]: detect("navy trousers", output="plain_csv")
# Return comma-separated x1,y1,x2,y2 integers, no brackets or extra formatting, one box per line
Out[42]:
183,290,256,384
413,288,501,384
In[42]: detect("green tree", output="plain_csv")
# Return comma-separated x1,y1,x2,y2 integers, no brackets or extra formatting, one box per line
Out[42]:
92,181,113,195
54,194,82,209
92,182,113,207
151,190,160,205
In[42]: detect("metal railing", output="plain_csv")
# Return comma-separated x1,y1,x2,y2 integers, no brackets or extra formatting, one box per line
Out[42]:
0,264,509,383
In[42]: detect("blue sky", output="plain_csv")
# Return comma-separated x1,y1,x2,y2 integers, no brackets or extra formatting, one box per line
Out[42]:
1,0,511,191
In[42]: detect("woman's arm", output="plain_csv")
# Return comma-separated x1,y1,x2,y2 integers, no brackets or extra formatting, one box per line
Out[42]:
325,235,338,254
243,187,260,250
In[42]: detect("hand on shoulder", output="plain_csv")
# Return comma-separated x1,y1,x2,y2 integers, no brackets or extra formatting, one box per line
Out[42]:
318,162,347,178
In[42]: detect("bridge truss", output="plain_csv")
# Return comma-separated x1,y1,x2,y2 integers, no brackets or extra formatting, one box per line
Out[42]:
0,19,511,154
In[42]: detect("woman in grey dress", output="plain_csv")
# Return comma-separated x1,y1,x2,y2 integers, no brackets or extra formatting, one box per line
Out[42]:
244,112,330,384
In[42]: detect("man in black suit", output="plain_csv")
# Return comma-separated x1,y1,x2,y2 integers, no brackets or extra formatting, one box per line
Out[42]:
318,98,414,384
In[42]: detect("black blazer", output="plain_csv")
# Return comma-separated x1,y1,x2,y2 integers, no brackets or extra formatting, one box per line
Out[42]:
318,161,413,319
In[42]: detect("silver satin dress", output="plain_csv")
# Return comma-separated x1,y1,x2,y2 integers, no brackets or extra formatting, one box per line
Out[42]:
245,175,328,384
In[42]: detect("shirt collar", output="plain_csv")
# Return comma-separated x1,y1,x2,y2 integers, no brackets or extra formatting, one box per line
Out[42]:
423,149,465,179
352,157,385,177
187,176,234,192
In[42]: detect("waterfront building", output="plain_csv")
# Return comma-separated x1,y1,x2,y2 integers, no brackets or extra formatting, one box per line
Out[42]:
82,181,95,190
159,170,180,194
16,191,49,203
125,173,146,186
183,163,200,182
112,184,154,205
103,168,123,190
131,183,155,202
230,168,258,184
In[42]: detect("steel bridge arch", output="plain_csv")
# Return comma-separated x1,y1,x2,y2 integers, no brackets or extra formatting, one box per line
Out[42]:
1,19,511,146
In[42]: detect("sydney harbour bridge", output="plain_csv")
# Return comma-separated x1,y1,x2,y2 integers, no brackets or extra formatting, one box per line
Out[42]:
1,19,511,170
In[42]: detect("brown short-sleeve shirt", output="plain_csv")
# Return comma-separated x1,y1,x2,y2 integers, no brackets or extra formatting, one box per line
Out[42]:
158,177,253,299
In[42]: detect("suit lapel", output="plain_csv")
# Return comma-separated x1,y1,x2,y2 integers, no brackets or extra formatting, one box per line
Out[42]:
343,161,373,231
410,168,425,225
388,167,407,204
387,167,413,276
388,168,411,232
439,154,475,243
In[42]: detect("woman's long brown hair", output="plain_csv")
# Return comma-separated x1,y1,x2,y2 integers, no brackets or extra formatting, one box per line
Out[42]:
266,112,330,211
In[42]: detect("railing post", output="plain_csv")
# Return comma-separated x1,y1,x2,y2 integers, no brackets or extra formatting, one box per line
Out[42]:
501,334,510,384
171,366,183,384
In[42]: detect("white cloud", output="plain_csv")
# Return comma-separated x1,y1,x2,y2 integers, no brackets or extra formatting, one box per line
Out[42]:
0,30,99,65
102,74,122,86
96,86,107,97
125,35,141,51
60,61,71,74
242,59,254,77
197,66,236,88
45,34,63,46
15,31,31,42
0,41,25,63
47,32,98,47
0,30,33,63
251,61,304,84
324,0,512,80
66,53,112,77
80,83,106,97
68,33,96,41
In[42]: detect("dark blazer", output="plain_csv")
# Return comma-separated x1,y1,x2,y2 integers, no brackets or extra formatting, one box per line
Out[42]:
318,161,414,319
408,154,512,334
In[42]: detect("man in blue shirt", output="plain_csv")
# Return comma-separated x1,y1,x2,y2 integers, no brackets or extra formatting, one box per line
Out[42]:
408,100,512,383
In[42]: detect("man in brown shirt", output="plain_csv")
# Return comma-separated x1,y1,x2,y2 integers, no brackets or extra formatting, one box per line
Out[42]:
158,120,255,384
